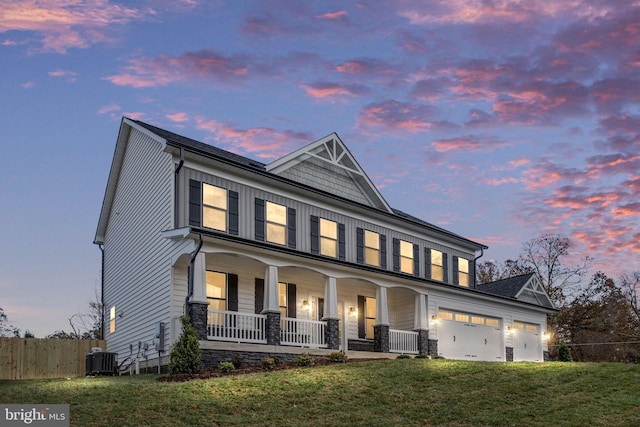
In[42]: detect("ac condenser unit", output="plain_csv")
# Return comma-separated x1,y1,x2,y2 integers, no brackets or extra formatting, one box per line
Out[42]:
85,351,117,376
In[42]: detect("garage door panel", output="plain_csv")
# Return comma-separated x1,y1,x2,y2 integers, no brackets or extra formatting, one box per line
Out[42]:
513,322,542,361
437,314,503,361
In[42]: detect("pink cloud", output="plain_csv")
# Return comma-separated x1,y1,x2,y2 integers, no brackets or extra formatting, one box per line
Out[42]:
105,51,252,88
20,81,35,89
480,177,519,186
316,11,348,20
194,116,312,160
166,112,189,123
431,135,509,153
97,103,121,115
302,81,369,99
357,100,455,134
0,0,151,53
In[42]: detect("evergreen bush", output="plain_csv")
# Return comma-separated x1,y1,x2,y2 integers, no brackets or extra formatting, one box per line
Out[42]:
295,352,314,367
329,351,348,363
261,357,277,370
558,341,573,362
168,316,202,374
218,361,235,374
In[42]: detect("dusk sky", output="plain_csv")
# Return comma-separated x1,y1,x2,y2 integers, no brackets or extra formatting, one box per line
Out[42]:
1,0,639,337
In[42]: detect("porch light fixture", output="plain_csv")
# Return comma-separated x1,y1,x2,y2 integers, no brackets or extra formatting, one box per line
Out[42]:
431,315,440,325
542,332,551,341
349,307,357,317
506,326,513,335
302,300,311,312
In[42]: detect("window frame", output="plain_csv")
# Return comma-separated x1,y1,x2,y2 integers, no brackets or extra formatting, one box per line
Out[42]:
364,230,381,267
265,201,287,246
458,257,470,287
431,249,444,281
365,297,376,339
202,183,228,232
206,271,228,311
399,239,414,275
319,218,338,258
109,306,116,334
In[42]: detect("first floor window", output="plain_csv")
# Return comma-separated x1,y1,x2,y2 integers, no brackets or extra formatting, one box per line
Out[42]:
206,271,227,311
109,306,116,333
365,297,376,339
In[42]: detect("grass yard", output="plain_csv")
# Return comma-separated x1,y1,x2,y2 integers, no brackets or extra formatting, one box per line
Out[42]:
1,359,639,426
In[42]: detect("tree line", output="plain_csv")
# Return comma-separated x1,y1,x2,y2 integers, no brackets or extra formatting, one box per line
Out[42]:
478,234,640,362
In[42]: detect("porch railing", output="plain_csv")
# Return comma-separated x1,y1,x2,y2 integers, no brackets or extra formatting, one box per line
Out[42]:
389,329,419,354
280,317,327,348
207,310,267,344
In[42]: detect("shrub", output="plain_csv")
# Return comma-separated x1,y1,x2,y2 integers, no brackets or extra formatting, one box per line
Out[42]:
396,354,412,359
262,357,277,370
415,354,429,359
295,352,315,367
231,356,244,369
168,316,202,374
218,361,235,374
558,341,573,362
329,351,348,363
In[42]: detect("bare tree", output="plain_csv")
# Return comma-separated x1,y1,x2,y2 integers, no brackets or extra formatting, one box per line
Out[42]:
519,235,592,306
46,289,103,339
619,271,640,323
477,259,533,284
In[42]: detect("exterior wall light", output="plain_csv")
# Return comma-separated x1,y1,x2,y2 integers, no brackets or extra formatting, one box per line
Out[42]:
349,307,358,317
302,300,311,312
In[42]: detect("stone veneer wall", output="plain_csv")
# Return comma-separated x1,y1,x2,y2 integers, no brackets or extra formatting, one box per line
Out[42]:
506,347,514,362
427,339,438,358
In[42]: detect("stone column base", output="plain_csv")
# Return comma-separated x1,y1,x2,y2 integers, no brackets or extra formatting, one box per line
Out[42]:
374,324,389,353
427,339,438,358
265,312,281,346
416,330,429,355
325,319,340,350
506,346,514,362
187,302,209,341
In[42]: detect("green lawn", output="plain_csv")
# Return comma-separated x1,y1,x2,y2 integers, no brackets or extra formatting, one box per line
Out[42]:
1,359,639,426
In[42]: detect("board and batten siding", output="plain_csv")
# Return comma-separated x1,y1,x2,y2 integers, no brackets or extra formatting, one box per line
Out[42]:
178,166,477,278
103,127,175,363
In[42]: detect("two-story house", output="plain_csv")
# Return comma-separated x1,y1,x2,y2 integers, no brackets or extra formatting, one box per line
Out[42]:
94,118,555,371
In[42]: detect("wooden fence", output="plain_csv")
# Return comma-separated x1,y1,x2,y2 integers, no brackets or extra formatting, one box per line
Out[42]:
0,337,106,380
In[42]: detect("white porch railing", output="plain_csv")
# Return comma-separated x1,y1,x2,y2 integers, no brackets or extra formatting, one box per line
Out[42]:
280,317,327,348
207,310,267,344
389,329,419,354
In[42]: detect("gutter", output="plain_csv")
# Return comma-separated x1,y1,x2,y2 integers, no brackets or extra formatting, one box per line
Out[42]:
473,247,484,289
98,244,105,340
174,148,184,229
185,233,203,314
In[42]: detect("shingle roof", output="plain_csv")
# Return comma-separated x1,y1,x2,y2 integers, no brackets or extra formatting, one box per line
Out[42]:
133,120,267,170
477,273,536,298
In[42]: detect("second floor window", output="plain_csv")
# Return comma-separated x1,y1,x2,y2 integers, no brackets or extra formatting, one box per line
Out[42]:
400,240,414,274
431,249,444,281
320,218,338,257
266,201,287,245
458,257,470,287
203,183,227,231
365,230,380,267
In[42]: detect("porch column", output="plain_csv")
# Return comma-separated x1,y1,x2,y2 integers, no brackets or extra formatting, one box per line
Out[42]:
262,265,281,346
413,294,429,355
188,252,208,340
322,277,339,349
374,287,390,353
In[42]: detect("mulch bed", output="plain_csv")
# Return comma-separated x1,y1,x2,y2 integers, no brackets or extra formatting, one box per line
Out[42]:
158,358,387,382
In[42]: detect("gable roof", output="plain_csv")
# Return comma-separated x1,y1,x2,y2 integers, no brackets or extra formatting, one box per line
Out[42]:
95,118,487,251
477,273,555,309
266,133,393,213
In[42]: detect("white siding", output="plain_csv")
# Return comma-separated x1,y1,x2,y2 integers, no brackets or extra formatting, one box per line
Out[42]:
102,128,174,364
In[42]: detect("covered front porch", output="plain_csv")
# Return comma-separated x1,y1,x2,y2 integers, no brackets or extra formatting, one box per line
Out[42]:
183,250,434,356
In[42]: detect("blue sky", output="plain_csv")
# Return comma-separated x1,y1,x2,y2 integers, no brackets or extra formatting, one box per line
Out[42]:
1,0,639,337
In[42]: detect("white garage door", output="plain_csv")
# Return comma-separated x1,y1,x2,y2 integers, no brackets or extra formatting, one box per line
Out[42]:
512,322,542,362
437,310,503,361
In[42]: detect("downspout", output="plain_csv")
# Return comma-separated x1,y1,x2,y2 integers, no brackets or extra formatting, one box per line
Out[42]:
174,148,184,229
98,244,105,340
473,247,484,289
186,233,204,315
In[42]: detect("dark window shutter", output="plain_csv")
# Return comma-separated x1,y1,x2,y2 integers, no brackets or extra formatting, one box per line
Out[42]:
287,284,297,318
469,259,476,288
338,223,346,261
357,295,366,339
413,244,420,277
453,256,459,285
443,253,449,283
380,234,387,269
228,191,239,235
255,198,265,241
287,208,296,249
227,274,239,312
356,228,364,264
392,238,400,272
425,248,432,279
310,216,319,255
254,278,264,314
188,179,201,227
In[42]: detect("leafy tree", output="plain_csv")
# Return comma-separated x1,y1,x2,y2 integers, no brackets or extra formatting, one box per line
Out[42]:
168,316,202,374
